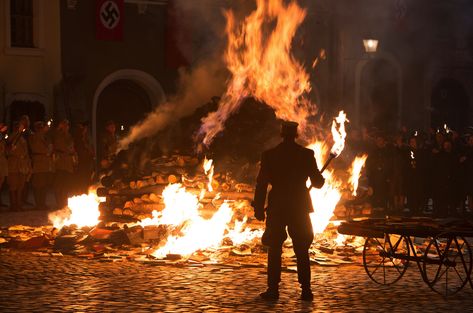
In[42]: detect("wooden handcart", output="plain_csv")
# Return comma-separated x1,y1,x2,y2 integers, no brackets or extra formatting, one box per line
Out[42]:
338,218,473,296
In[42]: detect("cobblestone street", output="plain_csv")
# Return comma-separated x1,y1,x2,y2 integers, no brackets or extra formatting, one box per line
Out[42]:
1,251,472,312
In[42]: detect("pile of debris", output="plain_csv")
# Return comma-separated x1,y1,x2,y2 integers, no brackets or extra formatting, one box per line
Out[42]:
0,152,374,268
0,221,364,268
97,155,255,222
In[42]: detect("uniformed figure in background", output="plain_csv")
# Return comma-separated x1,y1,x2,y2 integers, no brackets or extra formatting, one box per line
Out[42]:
431,140,457,217
404,136,427,216
0,123,8,207
29,121,54,210
52,119,76,209
252,121,325,301
366,134,393,211
464,134,473,213
73,121,95,194
99,120,118,172
19,115,33,206
7,122,31,211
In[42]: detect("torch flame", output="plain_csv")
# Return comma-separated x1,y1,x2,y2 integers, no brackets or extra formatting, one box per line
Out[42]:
349,155,368,196
305,111,350,234
306,141,342,234
330,111,348,156
444,123,451,134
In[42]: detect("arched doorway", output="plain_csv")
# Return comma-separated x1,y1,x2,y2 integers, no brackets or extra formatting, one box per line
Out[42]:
96,80,152,138
360,59,400,133
431,78,469,131
92,69,166,150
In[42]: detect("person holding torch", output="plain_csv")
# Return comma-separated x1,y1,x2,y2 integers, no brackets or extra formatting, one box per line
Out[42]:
252,121,325,301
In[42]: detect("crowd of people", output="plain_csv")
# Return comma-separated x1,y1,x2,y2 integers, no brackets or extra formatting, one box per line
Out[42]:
0,116,118,211
348,126,473,217
2,114,473,219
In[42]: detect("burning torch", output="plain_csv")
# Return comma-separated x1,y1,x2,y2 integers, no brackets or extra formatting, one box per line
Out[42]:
320,111,348,173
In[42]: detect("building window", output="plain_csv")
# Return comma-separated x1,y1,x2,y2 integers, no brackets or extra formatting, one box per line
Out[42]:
10,0,34,48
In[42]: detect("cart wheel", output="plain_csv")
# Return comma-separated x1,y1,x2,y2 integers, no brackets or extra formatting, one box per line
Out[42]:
423,234,472,296
363,234,410,285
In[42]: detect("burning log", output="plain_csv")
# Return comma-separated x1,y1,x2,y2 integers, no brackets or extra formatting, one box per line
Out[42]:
95,153,257,223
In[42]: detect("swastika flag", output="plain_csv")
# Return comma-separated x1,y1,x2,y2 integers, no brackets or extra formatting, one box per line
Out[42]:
96,0,124,41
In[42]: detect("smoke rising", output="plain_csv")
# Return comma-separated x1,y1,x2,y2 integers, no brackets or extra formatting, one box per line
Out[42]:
118,60,227,151
117,1,229,151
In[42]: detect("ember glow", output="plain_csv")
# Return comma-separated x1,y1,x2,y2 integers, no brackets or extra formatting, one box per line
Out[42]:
199,0,315,145
349,155,368,196
49,191,104,229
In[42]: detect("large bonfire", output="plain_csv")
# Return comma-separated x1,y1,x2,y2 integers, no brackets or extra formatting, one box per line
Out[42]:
48,0,368,260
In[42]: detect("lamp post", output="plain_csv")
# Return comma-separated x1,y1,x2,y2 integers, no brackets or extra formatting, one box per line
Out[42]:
363,39,379,53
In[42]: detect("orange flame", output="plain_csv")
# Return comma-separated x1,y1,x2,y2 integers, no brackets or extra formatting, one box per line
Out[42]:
199,0,315,145
307,141,342,234
227,215,264,246
140,184,201,228
141,179,260,258
306,111,349,234
152,201,233,258
143,183,234,258
330,111,348,156
349,155,368,196
203,157,214,192
49,190,104,229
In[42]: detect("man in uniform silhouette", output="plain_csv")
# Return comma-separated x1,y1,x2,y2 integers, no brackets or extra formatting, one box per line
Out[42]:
252,121,325,301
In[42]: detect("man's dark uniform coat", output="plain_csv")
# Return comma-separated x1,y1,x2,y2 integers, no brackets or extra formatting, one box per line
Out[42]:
253,140,324,289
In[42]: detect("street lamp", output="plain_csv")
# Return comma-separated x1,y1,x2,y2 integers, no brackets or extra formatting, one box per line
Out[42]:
363,39,379,53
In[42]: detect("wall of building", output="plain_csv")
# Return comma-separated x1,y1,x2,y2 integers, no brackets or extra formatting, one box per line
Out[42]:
60,1,177,147
60,1,173,119
328,0,473,132
0,0,61,121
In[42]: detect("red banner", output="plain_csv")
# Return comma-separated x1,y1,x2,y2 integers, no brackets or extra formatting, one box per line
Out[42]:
96,0,124,41
165,1,190,68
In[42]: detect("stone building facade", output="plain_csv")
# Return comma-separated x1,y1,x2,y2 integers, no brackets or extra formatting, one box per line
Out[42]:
0,0,62,125
59,0,175,148
315,0,473,132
